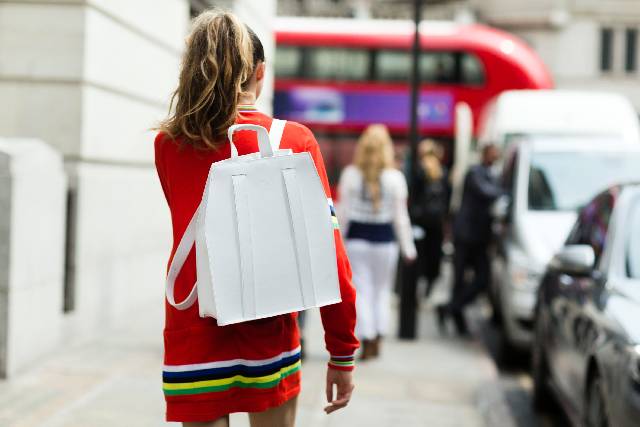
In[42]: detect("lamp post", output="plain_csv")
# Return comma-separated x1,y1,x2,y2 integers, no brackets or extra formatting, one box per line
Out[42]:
398,0,423,340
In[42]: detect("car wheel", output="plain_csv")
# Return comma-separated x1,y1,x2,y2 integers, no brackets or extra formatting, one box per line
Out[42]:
586,376,609,427
532,316,553,411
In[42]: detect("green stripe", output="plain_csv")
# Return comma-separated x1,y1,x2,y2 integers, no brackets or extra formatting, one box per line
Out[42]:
330,360,354,366
163,365,300,396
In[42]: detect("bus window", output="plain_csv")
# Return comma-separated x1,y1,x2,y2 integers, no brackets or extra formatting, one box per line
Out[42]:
275,45,302,78
305,47,370,81
421,52,457,84
461,53,485,86
375,50,468,84
376,50,412,81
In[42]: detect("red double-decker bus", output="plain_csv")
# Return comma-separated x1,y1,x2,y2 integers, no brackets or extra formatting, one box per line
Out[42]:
273,17,553,180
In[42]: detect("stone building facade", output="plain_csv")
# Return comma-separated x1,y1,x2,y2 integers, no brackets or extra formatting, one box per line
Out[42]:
0,0,276,377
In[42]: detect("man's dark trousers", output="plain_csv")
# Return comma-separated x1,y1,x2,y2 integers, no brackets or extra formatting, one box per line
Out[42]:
448,238,490,330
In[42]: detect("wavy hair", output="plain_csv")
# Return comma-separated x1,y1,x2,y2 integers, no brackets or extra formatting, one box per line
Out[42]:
157,10,254,149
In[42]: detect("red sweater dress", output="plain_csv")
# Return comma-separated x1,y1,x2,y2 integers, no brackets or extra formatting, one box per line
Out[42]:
154,105,359,422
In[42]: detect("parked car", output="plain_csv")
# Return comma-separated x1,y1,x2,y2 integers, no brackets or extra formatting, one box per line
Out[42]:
491,138,640,351
532,184,640,427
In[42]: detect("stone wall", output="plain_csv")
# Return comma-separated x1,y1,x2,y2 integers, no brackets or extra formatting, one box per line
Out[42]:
0,139,66,377
0,0,188,374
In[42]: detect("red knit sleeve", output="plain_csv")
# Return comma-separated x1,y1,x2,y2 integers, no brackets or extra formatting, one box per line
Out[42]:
302,127,359,371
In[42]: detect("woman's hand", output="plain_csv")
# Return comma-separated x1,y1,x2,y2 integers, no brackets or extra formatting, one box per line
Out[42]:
403,253,417,265
324,368,355,414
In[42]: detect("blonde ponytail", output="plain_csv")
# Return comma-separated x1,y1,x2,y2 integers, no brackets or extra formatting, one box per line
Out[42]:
354,124,395,212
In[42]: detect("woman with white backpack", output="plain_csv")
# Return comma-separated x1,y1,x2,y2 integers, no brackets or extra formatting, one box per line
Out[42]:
154,10,358,427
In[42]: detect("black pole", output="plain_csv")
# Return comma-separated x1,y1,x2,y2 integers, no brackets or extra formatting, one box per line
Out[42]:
398,0,422,340
408,1,422,179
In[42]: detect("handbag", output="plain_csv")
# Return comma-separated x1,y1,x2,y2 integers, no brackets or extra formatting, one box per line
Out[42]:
165,120,341,325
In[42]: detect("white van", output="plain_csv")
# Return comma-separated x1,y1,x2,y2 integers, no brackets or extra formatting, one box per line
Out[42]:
479,90,640,352
479,90,640,148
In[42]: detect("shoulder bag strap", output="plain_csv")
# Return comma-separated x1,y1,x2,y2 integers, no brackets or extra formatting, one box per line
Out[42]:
165,204,199,310
269,119,286,151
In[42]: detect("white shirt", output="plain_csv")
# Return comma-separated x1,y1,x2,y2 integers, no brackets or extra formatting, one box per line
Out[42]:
337,165,417,260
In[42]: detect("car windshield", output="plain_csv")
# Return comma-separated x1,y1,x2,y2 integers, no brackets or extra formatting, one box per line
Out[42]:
627,200,640,279
528,151,640,211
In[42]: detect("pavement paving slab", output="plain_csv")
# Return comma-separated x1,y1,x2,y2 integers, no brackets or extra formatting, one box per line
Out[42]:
0,277,512,427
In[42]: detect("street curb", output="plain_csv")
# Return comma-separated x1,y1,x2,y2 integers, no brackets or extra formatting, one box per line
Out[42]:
476,379,519,427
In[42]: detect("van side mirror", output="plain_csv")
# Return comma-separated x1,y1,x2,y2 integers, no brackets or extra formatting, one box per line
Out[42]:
550,245,595,275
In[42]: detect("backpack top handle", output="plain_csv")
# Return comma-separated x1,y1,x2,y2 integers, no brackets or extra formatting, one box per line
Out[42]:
228,124,273,159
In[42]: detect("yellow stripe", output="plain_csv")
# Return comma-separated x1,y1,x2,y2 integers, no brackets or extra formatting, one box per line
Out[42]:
163,360,301,391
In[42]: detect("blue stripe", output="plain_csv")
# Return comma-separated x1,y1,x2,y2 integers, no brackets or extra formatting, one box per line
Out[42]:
162,353,301,380
346,221,394,243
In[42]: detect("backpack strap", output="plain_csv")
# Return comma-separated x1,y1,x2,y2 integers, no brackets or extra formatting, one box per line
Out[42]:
165,204,199,310
269,119,286,151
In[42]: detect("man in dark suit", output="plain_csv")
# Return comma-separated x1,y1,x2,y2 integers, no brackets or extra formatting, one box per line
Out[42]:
437,144,502,336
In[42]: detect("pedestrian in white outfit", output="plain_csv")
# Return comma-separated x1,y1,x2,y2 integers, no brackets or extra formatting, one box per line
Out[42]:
337,124,417,360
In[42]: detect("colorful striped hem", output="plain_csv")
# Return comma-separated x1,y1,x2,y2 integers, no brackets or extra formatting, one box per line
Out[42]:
328,198,340,230
163,348,301,396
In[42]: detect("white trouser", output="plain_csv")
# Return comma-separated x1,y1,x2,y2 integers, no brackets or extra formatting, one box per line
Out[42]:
346,239,399,341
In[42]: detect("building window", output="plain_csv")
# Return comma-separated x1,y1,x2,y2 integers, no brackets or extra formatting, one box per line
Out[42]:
600,27,614,72
626,28,637,73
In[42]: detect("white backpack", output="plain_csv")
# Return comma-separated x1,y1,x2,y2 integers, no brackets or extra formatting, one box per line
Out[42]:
165,120,341,326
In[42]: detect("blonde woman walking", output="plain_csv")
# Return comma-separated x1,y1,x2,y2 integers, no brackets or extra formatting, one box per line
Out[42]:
155,10,358,426
337,125,416,360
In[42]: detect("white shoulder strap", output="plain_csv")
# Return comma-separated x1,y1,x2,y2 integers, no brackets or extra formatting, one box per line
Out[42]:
269,119,286,151
165,205,199,310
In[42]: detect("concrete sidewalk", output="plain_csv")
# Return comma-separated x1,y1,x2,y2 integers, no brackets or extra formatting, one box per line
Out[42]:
0,285,505,427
